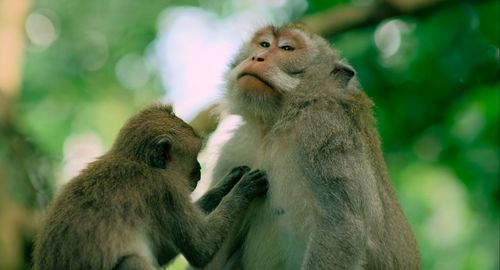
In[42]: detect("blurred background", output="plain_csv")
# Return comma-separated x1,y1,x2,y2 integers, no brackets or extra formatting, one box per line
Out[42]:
0,0,498,269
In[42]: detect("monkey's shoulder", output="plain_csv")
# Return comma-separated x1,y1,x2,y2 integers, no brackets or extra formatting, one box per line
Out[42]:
290,90,368,113
279,97,372,163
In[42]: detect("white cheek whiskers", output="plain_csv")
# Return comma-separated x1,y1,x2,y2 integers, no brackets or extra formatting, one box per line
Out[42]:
225,64,243,85
226,61,300,94
267,69,300,93
222,64,243,95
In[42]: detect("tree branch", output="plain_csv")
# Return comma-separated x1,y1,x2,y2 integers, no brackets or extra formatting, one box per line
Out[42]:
299,0,484,38
0,0,31,124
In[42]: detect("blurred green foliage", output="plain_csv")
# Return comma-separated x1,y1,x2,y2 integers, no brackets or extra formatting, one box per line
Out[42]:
3,0,498,269
330,1,499,268
19,0,198,156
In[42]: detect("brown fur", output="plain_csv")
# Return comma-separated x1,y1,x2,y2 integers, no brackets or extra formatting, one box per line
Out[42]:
33,103,268,270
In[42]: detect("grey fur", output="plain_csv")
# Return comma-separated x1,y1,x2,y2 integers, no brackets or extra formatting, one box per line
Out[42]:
202,25,420,270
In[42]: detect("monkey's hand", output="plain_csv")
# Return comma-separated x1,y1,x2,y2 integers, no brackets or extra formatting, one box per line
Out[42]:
234,170,269,200
216,166,252,195
196,166,250,213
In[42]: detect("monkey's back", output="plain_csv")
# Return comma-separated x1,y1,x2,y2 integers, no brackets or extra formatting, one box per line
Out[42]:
33,157,158,270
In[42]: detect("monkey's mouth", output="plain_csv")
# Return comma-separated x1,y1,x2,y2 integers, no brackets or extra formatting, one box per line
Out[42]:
189,162,201,189
191,169,201,181
237,73,275,94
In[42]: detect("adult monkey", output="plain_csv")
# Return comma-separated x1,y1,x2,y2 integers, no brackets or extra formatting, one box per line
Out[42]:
200,24,420,270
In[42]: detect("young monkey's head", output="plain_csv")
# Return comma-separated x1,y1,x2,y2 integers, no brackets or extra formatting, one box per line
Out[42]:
112,103,203,190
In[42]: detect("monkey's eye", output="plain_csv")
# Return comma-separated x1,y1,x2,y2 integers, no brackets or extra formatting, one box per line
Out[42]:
259,41,271,48
281,45,295,51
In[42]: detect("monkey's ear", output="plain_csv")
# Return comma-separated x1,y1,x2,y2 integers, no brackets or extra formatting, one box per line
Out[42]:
331,62,355,88
150,140,170,169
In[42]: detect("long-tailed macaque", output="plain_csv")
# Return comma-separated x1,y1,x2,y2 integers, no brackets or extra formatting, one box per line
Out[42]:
33,104,268,270
202,25,420,269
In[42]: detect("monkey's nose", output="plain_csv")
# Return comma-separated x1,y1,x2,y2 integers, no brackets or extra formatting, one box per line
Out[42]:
251,56,265,62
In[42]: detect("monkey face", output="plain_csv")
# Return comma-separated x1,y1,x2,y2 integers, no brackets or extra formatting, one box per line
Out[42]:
229,27,313,97
161,125,202,191
162,121,202,191
224,25,356,123
162,140,202,191
224,26,325,120
112,104,203,185
188,160,202,190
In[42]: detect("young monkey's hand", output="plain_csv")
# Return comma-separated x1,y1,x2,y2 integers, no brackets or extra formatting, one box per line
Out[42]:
216,166,251,196
234,170,269,199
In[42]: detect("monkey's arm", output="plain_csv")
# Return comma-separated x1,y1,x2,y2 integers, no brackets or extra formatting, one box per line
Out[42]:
297,106,369,270
196,166,250,213
190,129,255,269
172,170,267,268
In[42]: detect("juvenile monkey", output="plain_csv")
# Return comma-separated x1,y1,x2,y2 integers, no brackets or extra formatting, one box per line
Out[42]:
33,104,268,270
202,25,420,269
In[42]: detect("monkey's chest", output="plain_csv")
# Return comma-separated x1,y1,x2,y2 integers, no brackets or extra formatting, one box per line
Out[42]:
243,153,315,270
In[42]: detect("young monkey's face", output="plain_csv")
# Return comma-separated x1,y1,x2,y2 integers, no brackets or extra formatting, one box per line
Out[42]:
111,104,203,191
164,115,203,191
188,160,202,190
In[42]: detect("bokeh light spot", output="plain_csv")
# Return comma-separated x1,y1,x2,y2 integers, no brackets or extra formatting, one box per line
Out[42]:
25,11,58,48
61,132,104,185
374,19,409,58
115,54,151,90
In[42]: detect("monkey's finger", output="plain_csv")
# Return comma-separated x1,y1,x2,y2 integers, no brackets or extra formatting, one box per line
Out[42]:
253,174,269,186
228,166,251,177
243,169,266,180
223,166,252,187
254,178,269,196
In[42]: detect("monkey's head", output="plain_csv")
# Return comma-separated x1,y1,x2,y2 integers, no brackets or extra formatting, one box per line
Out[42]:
224,24,356,122
112,103,203,189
